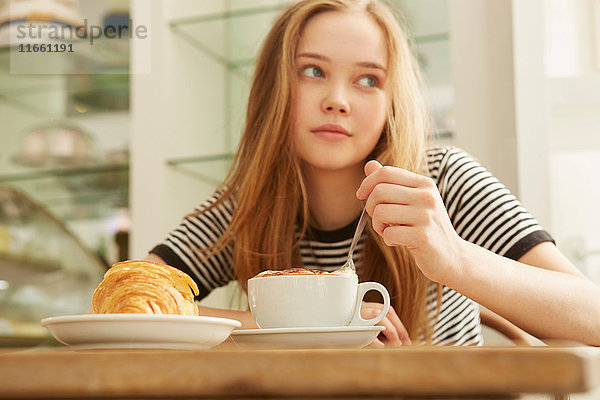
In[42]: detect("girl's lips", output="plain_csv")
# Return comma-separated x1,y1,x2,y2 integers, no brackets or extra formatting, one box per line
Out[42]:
311,124,351,140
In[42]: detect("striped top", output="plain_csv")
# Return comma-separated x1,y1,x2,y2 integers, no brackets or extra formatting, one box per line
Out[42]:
151,146,554,345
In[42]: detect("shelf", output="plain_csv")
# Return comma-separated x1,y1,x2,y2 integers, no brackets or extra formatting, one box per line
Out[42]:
0,163,129,221
0,38,129,117
0,254,62,285
0,254,61,274
0,333,54,347
0,163,128,183
167,153,233,185
170,4,286,26
170,6,282,86
432,130,453,140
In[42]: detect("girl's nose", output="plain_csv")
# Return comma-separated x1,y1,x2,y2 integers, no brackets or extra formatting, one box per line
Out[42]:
322,85,350,115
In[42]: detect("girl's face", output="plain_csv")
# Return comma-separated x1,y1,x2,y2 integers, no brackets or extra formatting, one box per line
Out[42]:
293,10,389,172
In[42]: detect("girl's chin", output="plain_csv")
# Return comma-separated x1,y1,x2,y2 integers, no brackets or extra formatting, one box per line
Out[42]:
300,157,366,173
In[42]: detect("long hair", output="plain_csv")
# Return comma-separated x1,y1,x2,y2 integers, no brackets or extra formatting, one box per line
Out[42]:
199,0,438,341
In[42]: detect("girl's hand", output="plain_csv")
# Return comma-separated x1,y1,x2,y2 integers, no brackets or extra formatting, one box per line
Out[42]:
356,160,466,284
362,301,411,347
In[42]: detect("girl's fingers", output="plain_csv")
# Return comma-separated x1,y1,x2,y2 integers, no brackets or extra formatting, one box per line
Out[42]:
362,303,401,344
362,302,412,346
372,315,401,343
370,203,418,235
363,183,419,215
378,317,401,344
357,165,429,200
386,306,412,345
381,224,413,247
367,337,385,348
364,160,383,176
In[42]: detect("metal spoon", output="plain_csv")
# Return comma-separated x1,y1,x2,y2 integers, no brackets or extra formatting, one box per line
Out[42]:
339,208,368,273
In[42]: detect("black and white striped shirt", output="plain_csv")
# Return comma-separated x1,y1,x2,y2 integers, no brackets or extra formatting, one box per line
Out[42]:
151,146,554,345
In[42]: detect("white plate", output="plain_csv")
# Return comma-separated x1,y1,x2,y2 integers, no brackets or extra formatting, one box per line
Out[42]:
230,325,385,349
40,314,241,350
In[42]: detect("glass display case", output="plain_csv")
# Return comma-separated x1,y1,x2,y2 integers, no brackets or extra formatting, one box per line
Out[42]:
0,0,131,263
0,1,130,345
0,186,105,346
0,42,129,222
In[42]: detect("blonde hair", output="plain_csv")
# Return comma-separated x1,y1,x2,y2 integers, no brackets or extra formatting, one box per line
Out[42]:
200,0,437,341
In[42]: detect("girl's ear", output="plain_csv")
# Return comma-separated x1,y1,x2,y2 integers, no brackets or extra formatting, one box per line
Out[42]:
364,160,383,176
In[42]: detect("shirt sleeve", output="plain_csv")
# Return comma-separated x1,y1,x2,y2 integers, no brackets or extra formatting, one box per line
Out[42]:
428,146,554,260
149,190,236,300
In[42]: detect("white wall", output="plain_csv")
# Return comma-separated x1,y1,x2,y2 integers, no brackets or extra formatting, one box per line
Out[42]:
449,1,518,194
544,0,600,284
450,0,600,285
449,0,551,228
130,0,227,259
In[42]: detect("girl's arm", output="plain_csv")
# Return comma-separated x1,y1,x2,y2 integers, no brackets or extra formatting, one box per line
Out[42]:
451,240,600,345
357,161,600,346
144,253,257,329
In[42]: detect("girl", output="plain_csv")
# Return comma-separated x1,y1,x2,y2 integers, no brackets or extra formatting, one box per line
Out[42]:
147,0,600,346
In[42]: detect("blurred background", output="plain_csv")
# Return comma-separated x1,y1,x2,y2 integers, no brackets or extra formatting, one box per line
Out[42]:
0,0,599,350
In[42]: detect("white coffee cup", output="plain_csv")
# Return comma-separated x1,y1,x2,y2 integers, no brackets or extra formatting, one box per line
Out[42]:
247,274,390,329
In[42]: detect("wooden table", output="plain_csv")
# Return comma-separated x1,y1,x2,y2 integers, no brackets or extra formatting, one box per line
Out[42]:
1,345,599,399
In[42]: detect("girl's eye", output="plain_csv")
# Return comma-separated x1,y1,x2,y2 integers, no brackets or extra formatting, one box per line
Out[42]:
301,66,324,78
358,76,378,88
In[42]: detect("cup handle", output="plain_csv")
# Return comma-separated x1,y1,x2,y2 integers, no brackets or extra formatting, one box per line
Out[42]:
348,282,390,326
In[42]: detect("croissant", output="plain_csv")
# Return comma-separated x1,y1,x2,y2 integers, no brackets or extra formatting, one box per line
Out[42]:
92,260,200,316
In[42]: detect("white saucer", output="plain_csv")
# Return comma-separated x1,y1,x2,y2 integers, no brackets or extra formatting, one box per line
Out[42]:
41,314,241,350
230,325,385,349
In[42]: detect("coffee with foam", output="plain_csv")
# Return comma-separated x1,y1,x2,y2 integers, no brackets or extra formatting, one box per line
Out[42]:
252,267,355,278
248,267,388,329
